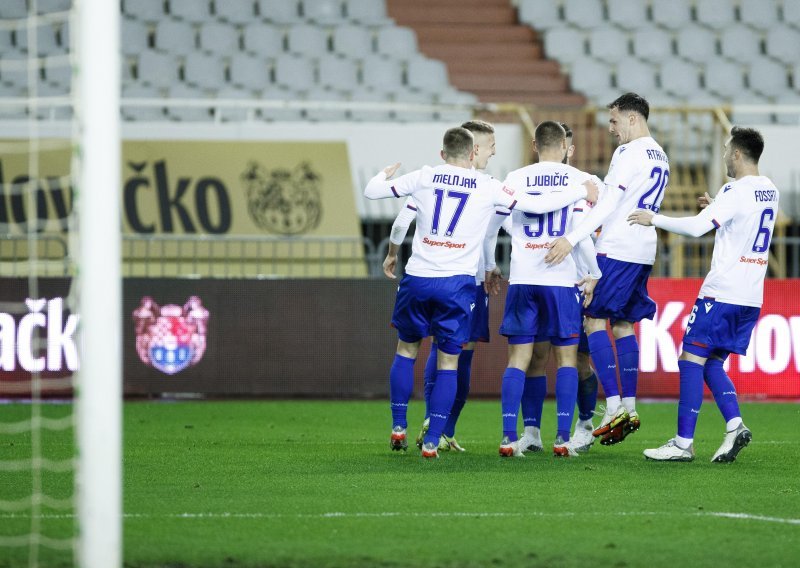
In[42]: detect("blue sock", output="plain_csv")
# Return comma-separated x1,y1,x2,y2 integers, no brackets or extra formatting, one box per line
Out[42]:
444,349,473,438
521,375,546,428
577,373,598,421
424,369,457,445
389,354,416,429
501,367,526,441
587,331,619,398
677,359,704,440
616,335,639,399
555,367,578,441
423,345,438,419
703,358,741,425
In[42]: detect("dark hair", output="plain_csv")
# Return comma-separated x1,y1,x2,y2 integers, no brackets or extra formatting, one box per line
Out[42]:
534,120,566,150
461,120,495,135
607,92,649,121
730,126,764,163
443,127,475,159
559,122,573,139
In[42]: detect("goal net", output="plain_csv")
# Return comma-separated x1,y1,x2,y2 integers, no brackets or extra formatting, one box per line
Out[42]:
0,1,121,566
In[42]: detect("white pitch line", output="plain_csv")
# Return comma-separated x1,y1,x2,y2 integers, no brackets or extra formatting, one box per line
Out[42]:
1,510,799,525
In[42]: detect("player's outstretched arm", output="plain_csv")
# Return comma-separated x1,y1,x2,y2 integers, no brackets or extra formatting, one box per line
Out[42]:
511,179,596,214
627,208,715,238
364,162,405,199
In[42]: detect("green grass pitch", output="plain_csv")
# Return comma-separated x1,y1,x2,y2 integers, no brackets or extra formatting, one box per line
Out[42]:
1,400,799,567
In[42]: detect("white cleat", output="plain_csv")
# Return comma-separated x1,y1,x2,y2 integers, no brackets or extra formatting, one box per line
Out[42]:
499,436,525,458
421,441,439,459
553,435,579,457
443,436,466,452
711,423,752,463
593,405,630,438
415,418,430,450
570,419,595,453
518,429,543,453
643,439,695,462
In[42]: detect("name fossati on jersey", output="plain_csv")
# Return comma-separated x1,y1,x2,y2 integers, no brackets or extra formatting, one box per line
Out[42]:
242,161,323,235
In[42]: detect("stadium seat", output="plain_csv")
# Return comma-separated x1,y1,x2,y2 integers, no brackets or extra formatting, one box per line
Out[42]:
607,0,649,30
229,53,270,91
782,1,800,29
317,55,358,91
121,57,135,82
348,88,392,121
703,57,746,99
0,27,13,52
257,0,303,24
215,85,257,121
43,55,70,86
375,26,418,59
543,28,586,63
730,91,773,125
651,0,692,30
183,52,226,90
345,0,392,25
392,89,436,122
214,0,256,25
154,20,197,55
615,58,658,94
774,92,800,125
517,0,562,31
0,82,27,118
562,0,604,29
587,28,630,63
304,0,346,25
748,59,789,98
695,0,736,30
765,25,800,65
37,0,71,14
15,23,65,56
273,54,315,91
659,57,701,99
198,22,240,54
122,0,166,23
567,57,613,95
137,50,180,88
675,25,718,64
303,87,349,121
121,82,166,121
242,23,284,56
167,83,214,121
286,24,330,57
0,55,28,89
406,56,449,93
361,54,404,93
434,88,477,122
260,86,304,121
719,25,764,63
169,0,212,23
332,25,374,58
35,81,73,120
739,0,779,32
0,0,27,19
632,27,673,60
122,19,152,56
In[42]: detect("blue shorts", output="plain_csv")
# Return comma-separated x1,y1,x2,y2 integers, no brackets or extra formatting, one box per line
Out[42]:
392,274,475,354
470,283,490,343
500,284,582,346
682,298,760,359
585,255,656,323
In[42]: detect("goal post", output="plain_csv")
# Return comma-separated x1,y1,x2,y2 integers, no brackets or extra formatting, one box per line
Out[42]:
75,0,122,566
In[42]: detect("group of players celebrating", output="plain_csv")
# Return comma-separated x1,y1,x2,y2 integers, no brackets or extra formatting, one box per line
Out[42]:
364,92,779,463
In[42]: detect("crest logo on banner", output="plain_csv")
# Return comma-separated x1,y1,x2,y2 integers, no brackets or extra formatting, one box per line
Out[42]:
132,296,209,375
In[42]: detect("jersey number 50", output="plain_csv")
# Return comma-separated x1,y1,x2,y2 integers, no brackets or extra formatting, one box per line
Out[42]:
523,205,569,238
637,166,669,212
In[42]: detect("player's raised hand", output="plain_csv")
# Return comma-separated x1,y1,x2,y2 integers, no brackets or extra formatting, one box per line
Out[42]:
382,162,401,179
627,209,655,226
484,266,503,296
577,276,598,308
697,192,713,209
583,179,599,205
382,253,398,279
544,237,573,265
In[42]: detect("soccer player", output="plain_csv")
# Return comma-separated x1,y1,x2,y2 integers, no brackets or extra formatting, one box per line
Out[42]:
512,123,601,454
483,121,602,457
382,120,498,453
628,126,776,462
544,92,669,446
365,126,599,458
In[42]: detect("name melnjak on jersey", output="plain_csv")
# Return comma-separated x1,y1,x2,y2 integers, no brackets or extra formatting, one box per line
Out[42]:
431,173,477,188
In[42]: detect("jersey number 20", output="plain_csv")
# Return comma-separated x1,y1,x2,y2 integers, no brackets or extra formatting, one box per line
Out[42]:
637,166,669,212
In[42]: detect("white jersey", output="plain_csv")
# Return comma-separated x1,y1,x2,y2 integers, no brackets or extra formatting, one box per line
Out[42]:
567,136,669,265
503,162,593,286
364,163,588,278
656,176,778,308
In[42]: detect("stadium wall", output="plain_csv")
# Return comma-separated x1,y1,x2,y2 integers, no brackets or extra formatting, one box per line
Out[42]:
1,277,798,399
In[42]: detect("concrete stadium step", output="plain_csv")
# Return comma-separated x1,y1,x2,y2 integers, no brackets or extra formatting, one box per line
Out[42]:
423,42,543,61
452,72,569,93
446,58,560,76
410,24,537,43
